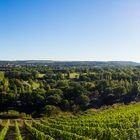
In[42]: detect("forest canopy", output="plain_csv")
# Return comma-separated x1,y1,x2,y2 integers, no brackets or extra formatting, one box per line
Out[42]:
0,62,140,116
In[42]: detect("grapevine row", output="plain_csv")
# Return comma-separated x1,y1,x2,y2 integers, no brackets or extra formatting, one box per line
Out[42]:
0,120,10,140
24,121,54,140
32,120,91,140
15,121,23,140
40,119,137,140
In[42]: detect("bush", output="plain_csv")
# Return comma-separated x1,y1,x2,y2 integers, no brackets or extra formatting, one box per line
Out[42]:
0,110,20,119
41,105,61,117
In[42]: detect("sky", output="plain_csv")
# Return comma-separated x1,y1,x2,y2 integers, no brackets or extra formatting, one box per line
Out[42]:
0,0,140,61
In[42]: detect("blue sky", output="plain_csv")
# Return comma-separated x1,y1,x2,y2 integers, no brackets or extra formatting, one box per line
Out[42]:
0,0,140,61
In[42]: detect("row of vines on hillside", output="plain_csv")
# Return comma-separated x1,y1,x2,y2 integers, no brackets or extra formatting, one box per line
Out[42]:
24,121,54,140
0,120,10,140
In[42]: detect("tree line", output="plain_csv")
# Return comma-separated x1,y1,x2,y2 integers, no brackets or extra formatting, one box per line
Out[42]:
0,66,140,115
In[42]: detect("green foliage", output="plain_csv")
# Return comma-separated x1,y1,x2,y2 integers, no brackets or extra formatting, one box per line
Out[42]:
1,103,140,140
0,120,10,140
0,72,4,82
42,105,60,117
0,120,2,125
1,65,140,114
39,103,140,140
0,110,20,119
32,120,91,140
15,121,23,140
24,121,54,140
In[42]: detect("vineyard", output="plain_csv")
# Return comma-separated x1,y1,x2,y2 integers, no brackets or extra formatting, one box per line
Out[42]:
1,103,140,140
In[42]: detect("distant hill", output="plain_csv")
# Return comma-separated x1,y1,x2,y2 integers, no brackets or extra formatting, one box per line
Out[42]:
0,60,139,67
56,61,140,67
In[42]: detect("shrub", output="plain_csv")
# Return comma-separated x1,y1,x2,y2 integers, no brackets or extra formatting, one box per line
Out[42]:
41,105,61,117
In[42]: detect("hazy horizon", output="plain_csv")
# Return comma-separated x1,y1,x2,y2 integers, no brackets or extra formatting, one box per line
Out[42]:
0,0,140,61
0,60,139,63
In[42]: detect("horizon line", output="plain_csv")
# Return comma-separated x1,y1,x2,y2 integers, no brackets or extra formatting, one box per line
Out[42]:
0,60,139,63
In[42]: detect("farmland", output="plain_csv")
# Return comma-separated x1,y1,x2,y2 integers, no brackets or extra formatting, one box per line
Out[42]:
0,102,140,139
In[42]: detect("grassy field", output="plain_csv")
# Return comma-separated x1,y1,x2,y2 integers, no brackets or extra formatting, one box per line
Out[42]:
69,73,79,79
32,82,40,90
1,102,140,140
36,73,46,78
